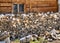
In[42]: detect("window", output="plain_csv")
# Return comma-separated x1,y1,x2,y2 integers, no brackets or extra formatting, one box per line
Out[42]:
13,4,24,13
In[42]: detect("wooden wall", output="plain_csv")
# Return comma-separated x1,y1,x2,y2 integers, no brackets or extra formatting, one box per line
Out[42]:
25,0,58,12
0,0,58,13
0,0,12,13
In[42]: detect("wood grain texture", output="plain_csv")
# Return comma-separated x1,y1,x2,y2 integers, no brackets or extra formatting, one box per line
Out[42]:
25,0,58,12
0,0,58,13
0,0,12,3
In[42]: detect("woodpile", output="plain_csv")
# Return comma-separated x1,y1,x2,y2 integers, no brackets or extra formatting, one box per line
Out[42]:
0,12,60,38
0,31,10,41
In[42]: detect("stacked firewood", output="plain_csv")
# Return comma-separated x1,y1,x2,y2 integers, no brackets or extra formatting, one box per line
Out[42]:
0,12,60,38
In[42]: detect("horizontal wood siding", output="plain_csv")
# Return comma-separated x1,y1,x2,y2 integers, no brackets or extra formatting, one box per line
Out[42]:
0,0,58,13
0,6,12,13
0,3,12,6
0,0,12,3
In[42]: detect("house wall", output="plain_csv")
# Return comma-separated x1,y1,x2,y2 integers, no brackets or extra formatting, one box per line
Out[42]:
0,0,58,13
25,0,58,13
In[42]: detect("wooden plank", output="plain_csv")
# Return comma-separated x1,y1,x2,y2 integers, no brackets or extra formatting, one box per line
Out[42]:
0,6,12,13
0,3,12,6
0,0,12,3
26,7,57,12
37,7,57,12
30,1,57,7
0,6,12,10
38,1,57,7
30,0,56,2
12,0,25,4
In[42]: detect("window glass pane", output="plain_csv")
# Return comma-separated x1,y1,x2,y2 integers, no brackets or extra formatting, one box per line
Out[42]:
13,4,18,13
19,4,24,13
